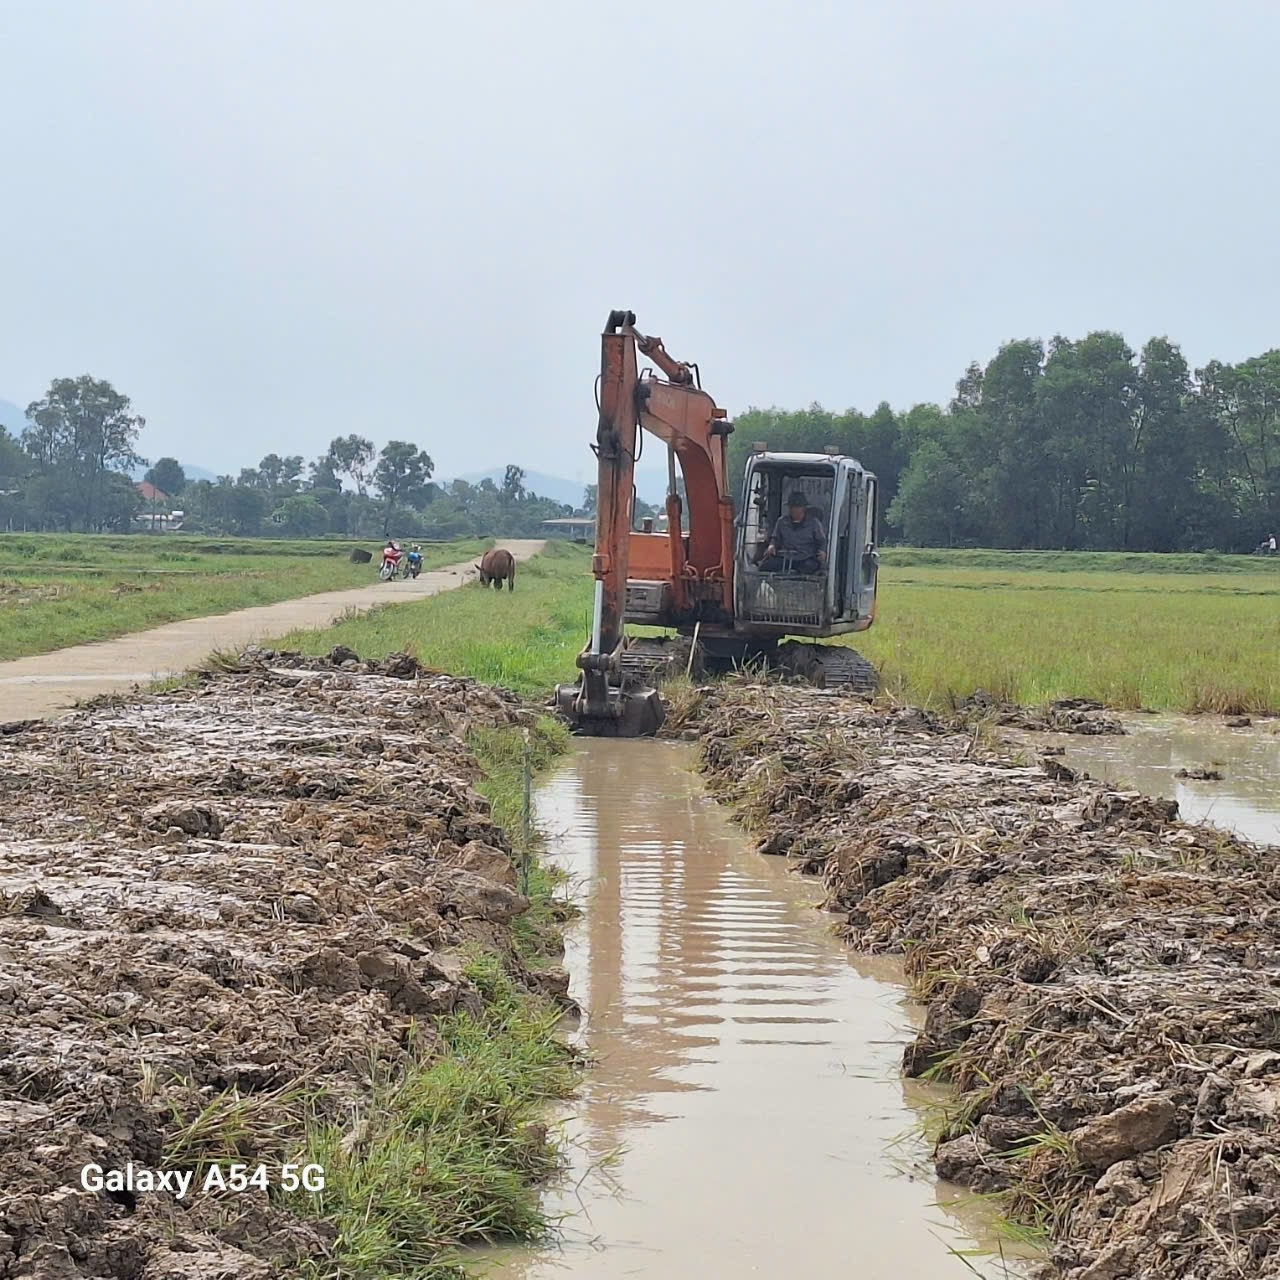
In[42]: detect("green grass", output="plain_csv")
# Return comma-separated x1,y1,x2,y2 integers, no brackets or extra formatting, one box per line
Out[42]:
0,533,485,661
854,553,1280,713
272,542,593,699
470,718,576,964
289,954,575,1279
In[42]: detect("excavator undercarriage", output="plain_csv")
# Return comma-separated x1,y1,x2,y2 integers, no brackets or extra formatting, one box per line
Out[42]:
618,636,879,693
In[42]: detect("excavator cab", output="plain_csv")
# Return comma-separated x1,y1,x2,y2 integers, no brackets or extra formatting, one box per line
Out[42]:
735,451,879,636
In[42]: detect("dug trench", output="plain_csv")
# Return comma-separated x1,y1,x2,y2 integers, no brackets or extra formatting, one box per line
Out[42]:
478,735,1019,1280
678,679,1280,1280
0,648,578,1279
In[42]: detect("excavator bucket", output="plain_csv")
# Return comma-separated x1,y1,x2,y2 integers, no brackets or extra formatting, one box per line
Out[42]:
554,680,666,738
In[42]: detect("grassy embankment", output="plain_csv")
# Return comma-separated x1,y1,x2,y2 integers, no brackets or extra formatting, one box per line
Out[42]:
288,953,576,1279
0,533,485,661
166,707,577,1280
270,543,590,1277
859,547,1280,714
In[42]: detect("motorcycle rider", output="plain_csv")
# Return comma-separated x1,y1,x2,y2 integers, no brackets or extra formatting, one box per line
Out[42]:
380,539,403,577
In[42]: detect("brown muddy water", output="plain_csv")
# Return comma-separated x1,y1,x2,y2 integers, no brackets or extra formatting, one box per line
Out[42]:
476,741,1022,1280
1010,715,1280,846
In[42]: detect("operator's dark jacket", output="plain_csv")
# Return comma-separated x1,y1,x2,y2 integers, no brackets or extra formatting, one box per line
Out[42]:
769,512,827,560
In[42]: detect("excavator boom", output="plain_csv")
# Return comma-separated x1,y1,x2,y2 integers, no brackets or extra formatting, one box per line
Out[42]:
556,310,732,735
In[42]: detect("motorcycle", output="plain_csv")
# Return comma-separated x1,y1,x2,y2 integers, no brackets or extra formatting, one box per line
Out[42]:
405,550,423,580
379,550,403,581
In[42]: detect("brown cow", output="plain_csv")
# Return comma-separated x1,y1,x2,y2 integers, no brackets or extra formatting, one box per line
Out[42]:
475,547,516,591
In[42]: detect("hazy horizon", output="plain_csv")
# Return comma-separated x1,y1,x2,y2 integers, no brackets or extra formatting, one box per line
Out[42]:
2,0,1277,481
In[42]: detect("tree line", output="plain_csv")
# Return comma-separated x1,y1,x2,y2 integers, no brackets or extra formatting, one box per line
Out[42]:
0,379,585,539
9,333,1276,551
178,441,579,540
731,335,1280,552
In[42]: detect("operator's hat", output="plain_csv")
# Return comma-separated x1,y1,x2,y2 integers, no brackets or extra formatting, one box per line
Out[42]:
787,490,808,508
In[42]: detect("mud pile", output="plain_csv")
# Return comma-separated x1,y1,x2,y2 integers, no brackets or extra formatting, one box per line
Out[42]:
0,651,543,1278
695,683,1280,1280
956,692,1127,736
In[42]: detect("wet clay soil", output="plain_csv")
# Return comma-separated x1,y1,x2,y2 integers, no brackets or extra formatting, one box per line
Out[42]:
0,654,544,1277
482,740,1014,1280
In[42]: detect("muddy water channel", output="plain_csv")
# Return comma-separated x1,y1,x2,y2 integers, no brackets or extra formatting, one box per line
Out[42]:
481,741,1016,1280
1011,715,1280,846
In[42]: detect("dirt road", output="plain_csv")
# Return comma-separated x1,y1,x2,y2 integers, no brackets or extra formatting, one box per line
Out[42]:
0,539,544,721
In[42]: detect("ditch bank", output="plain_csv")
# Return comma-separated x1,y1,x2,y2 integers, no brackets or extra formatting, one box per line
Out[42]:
0,649,572,1279
686,682,1280,1280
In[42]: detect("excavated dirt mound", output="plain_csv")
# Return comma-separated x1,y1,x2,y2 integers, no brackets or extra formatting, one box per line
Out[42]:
0,650,545,1278
955,691,1128,736
694,683,1280,1280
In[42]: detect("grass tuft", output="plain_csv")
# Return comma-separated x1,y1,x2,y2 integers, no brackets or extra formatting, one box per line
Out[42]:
289,957,575,1279
469,717,578,964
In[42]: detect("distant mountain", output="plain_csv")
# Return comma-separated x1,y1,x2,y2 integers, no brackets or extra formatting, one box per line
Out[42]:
448,466,668,507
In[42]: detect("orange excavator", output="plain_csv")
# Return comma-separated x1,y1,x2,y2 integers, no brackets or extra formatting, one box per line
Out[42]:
555,310,880,737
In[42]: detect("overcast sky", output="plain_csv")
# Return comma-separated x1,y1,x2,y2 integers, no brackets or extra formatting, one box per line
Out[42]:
1,0,1277,485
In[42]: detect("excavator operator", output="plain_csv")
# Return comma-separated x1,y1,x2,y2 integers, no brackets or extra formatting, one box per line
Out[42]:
760,491,827,574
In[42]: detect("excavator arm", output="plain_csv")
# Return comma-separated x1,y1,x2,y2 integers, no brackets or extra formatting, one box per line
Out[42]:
556,310,733,736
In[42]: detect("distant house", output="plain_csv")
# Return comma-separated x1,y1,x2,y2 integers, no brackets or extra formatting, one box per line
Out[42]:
540,515,668,541
135,481,184,531
542,516,595,541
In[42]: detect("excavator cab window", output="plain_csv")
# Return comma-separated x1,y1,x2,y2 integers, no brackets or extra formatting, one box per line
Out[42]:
743,469,772,564
737,462,835,629
743,468,833,571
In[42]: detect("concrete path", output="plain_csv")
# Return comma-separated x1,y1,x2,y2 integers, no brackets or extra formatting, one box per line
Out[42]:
0,539,545,721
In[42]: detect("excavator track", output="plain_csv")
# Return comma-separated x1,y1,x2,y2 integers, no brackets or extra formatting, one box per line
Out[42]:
774,641,879,693
620,635,877,694
620,636,698,687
